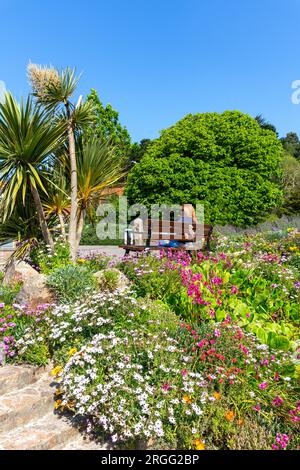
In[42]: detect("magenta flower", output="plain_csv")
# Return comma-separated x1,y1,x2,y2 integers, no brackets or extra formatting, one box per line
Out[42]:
272,396,284,407
253,404,261,411
274,433,290,450
161,383,171,391
214,329,221,338
211,276,223,286
230,285,239,294
259,382,268,389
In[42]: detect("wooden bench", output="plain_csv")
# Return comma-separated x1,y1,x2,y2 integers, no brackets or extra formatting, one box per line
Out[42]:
119,219,213,255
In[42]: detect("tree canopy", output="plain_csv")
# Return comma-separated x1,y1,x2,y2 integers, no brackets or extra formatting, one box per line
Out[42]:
281,132,300,161
126,111,283,226
86,89,131,156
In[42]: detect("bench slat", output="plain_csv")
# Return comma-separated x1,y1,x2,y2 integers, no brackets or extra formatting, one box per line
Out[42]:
120,220,213,254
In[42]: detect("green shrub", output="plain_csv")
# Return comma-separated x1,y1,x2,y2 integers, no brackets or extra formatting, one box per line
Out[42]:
97,269,120,292
81,223,122,246
0,281,21,305
47,265,98,303
30,239,71,274
126,111,283,227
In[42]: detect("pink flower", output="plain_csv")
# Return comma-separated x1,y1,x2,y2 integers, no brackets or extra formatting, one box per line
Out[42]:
214,329,221,338
274,433,290,450
259,382,268,389
253,404,261,411
272,396,284,407
161,383,171,391
230,285,239,294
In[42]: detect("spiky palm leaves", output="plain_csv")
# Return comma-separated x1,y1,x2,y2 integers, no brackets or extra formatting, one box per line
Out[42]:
0,93,66,250
28,63,95,260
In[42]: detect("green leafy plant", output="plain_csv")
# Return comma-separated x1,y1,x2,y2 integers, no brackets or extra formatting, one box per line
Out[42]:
47,264,98,303
30,238,71,274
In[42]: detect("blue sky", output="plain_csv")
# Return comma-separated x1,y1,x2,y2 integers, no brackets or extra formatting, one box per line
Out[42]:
1,0,300,141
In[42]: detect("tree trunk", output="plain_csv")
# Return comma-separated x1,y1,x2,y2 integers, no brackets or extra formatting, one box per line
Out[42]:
75,209,85,255
66,103,78,262
58,212,67,242
30,182,54,251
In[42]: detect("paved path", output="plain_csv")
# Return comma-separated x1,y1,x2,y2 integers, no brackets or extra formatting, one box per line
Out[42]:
79,245,125,258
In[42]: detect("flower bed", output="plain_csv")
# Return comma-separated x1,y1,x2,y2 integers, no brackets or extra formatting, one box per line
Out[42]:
0,228,299,449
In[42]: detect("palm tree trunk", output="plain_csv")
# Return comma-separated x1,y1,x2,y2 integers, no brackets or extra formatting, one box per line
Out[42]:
75,209,85,254
30,182,54,251
66,103,78,262
58,212,67,242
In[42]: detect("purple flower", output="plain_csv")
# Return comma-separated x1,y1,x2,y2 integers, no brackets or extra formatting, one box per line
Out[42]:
0,303,5,308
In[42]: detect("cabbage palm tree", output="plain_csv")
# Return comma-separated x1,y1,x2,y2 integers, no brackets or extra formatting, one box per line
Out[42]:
0,194,41,259
75,137,125,251
42,170,70,241
27,64,94,260
0,93,66,251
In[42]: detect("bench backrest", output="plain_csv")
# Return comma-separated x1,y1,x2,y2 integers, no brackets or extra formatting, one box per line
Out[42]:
133,219,212,243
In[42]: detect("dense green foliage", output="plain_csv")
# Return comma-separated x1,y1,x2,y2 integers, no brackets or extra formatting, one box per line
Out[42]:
126,111,283,226
281,132,300,161
86,89,131,156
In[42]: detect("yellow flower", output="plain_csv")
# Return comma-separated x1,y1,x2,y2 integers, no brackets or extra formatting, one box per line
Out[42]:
183,395,191,404
289,246,298,251
66,400,75,410
51,366,63,377
213,392,221,400
54,399,62,410
193,439,205,450
77,258,86,263
287,228,294,232
68,347,77,357
55,388,62,396
225,410,235,422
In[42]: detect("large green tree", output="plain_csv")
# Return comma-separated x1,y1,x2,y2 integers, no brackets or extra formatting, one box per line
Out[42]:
126,111,283,226
281,132,300,160
86,89,131,156
280,154,300,215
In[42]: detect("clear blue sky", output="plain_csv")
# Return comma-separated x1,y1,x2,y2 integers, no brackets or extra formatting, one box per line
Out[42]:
1,0,300,142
